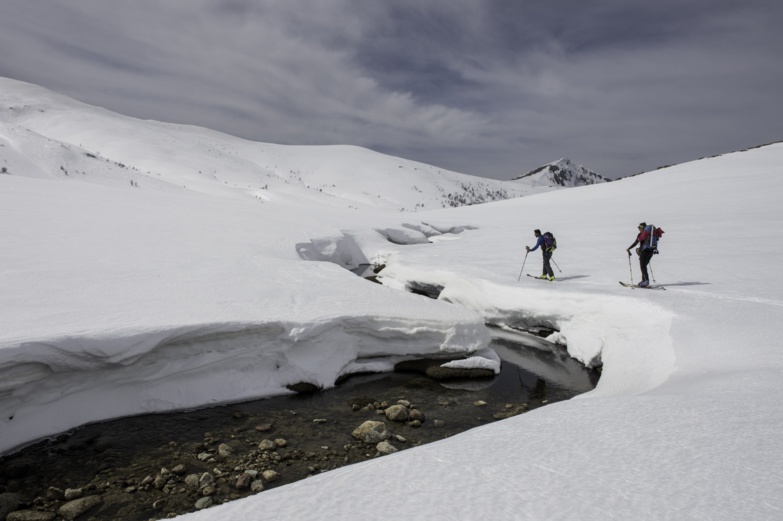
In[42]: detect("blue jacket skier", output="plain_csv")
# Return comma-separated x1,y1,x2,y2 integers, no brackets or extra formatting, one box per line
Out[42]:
526,229,555,281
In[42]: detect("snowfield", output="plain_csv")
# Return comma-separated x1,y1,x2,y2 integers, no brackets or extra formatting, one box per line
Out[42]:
1,78,782,519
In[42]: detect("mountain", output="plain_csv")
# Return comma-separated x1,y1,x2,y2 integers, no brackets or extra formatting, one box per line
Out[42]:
0,77,560,213
512,158,609,187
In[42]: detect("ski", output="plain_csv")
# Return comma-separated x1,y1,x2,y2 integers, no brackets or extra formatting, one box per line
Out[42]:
527,274,557,282
619,281,665,290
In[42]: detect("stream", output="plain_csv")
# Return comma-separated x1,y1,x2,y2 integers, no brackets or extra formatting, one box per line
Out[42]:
0,333,599,521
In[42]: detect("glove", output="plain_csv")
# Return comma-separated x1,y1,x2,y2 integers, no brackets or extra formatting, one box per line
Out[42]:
525,246,530,252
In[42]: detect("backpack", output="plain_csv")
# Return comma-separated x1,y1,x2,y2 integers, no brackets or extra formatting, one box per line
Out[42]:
542,231,557,252
643,225,664,252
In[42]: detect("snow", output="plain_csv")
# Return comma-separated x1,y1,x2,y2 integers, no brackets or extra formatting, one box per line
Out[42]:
1,77,782,520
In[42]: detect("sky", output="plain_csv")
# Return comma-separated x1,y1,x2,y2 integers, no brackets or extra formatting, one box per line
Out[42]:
1,0,782,180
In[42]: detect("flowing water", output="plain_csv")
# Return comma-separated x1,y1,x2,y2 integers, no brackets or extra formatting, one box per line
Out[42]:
0,333,599,521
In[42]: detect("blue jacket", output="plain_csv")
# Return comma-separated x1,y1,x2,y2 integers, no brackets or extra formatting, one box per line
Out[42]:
528,236,545,252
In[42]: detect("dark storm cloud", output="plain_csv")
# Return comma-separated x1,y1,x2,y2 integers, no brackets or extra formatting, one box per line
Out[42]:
1,0,781,179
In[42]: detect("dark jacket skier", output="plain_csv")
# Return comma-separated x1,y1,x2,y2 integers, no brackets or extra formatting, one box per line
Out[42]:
526,229,555,281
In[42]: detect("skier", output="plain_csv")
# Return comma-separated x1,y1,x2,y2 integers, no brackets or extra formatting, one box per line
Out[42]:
526,229,555,281
626,222,663,287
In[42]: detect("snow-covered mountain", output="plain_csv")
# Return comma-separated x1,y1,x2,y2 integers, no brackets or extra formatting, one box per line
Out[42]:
2,75,782,521
512,157,609,187
0,77,561,213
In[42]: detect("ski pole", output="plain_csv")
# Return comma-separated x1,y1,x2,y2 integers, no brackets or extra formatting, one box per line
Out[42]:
649,261,656,283
517,251,529,281
627,251,634,285
551,257,562,273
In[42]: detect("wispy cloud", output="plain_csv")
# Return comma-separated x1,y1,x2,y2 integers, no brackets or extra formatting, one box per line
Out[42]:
1,0,781,178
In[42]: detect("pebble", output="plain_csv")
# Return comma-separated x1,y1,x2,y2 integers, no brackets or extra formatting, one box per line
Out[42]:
351,420,390,443
258,439,277,451
408,408,425,422
7,511,56,521
234,474,252,490
46,487,64,501
261,470,280,482
376,441,398,455
218,443,234,458
195,497,213,510
58,495,102,521
384,405,409,422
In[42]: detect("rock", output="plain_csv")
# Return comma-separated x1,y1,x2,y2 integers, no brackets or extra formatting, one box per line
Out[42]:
217,443,234,458
46,487,64,501
244,469,259,478
473,400,487,407
397,399,411,407
58,495,102,520
408,420,422,428
274,438,288,448
376,441,398,455
258,439,277,451
153,476,166,490
195,496,213,510
261,470,280,482
434,419,446,428
255,423,272,432
408,408,425,422
285,382,320,394
7,511,56,521
351,420,390,444
395,358,495,380
63,488,83,501
184,474,200,488
0,493,24,520
197,452,212,461
384,405,409,422
172,464,187,475
250,481,265,493
201,486,216,497
198,473,214,487
234,474,252,490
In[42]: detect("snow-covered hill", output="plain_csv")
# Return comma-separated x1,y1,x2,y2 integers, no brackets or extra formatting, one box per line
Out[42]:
512,157,609,187
1,75,782,521
0,77,558,212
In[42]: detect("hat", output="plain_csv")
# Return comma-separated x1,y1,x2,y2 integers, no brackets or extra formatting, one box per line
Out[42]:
639,222,646,228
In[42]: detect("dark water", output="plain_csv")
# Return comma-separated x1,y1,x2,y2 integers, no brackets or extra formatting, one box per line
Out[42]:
0,335,599,520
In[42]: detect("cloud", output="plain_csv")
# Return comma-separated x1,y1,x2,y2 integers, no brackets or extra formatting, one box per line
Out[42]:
1,0,782,179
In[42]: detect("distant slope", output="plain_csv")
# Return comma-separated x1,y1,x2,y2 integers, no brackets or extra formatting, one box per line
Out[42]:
512,158,609,187
0,77,558,212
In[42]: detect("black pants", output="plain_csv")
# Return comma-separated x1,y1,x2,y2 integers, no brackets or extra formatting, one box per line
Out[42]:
639,248,654,282
542,250,554,277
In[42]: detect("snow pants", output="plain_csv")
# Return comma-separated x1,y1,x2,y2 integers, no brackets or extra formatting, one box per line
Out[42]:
542,250,554,278
639,248,654,282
